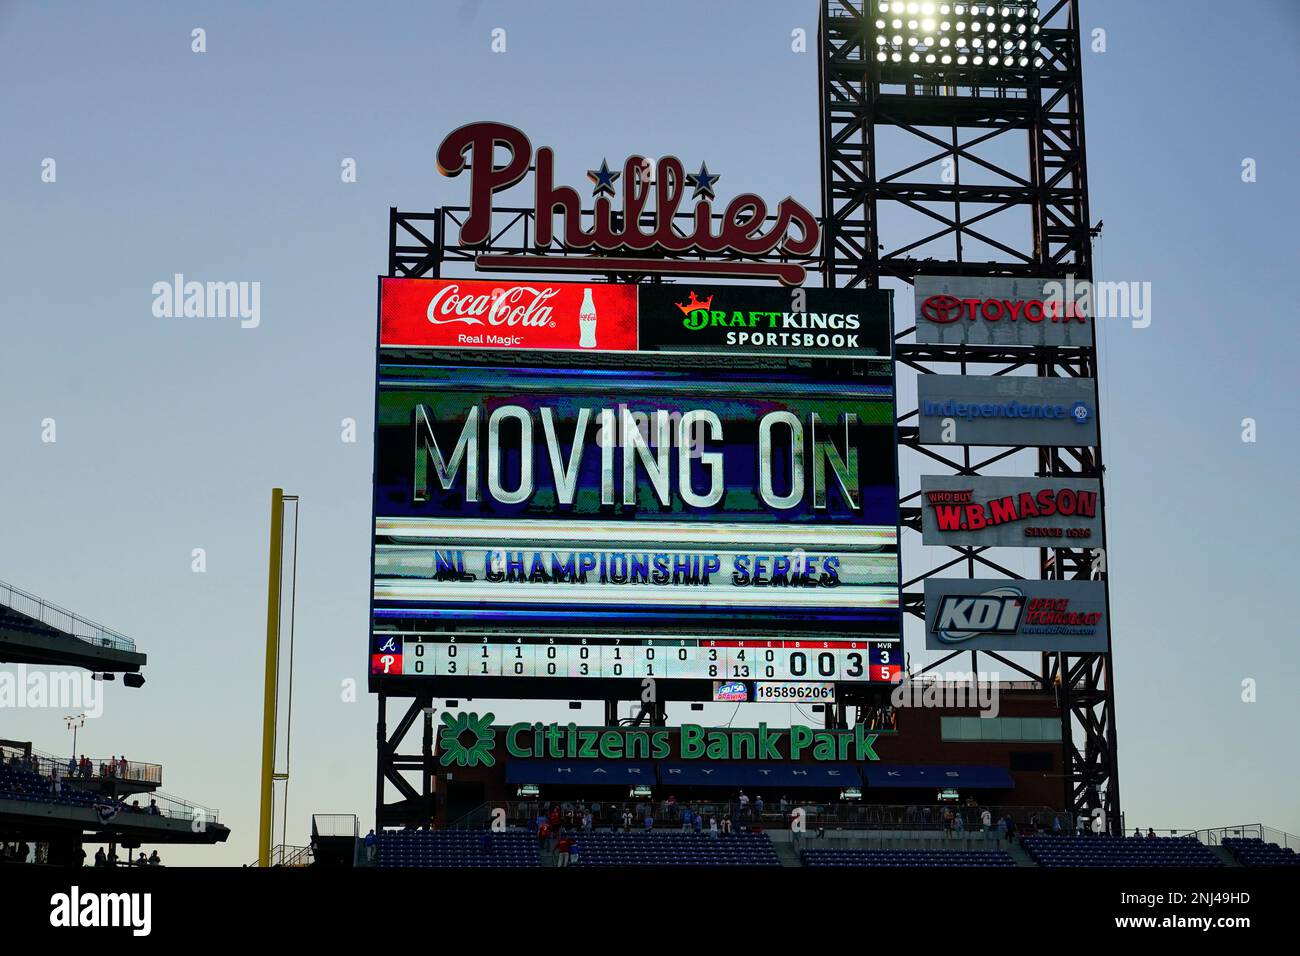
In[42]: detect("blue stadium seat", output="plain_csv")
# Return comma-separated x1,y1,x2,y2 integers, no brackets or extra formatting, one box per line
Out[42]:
1020,835,1222,868
1222,837,1300,868
801,848,1015,868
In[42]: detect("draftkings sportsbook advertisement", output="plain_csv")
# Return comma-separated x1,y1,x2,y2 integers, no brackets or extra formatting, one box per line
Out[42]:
370,276,902,699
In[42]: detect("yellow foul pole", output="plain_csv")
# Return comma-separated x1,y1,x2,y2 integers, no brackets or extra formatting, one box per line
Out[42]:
258,488,285,867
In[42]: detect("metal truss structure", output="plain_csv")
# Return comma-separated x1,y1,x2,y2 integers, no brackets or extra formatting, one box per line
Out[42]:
374,0,1117,831
818,0,1119,831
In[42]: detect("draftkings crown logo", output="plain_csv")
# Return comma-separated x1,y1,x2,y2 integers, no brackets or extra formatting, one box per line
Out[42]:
438,711,497,767
676,291,715,329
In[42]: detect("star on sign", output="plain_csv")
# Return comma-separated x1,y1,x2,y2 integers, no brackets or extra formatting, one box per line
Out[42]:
587,159,621,198
686,162,720,201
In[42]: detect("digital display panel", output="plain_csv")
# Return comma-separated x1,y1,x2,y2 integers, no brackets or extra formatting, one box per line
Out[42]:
370,277,901,696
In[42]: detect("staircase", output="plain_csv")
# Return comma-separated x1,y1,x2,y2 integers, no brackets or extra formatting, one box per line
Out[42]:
1208,846,1242,867
773,841,804,867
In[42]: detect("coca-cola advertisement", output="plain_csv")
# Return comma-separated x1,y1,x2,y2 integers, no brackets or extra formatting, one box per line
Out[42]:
380,276,637,351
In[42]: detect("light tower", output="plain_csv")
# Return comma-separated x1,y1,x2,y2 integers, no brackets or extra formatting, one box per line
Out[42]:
818,0,1119,830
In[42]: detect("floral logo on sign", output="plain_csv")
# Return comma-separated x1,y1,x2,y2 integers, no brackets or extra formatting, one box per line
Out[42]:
438,711,497,768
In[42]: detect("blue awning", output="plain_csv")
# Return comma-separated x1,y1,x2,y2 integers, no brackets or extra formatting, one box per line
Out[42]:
658,763,862,789
862,765,1014,789
505,760,656,785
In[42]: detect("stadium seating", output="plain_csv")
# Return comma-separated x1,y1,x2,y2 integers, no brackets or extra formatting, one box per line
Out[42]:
801,847,1015,867
376,829,540,868
1222,837,1300,868
0,762,103,810
571,831,779,867
1021,835,1221,868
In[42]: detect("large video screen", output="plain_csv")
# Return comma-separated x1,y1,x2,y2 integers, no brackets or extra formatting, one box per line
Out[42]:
370,277,901,697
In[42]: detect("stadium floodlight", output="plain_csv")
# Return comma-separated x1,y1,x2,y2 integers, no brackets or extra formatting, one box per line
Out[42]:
873,0,1043,71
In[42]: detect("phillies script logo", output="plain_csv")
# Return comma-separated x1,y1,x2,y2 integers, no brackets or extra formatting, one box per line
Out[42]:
921,294,1087,325
426,283,557,328
436,121,820,286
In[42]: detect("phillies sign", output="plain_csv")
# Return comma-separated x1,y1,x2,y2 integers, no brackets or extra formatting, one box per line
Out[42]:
914,276,1094,347
435,121,820,286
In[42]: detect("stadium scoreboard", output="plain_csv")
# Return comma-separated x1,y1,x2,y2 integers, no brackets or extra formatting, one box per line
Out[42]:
370,277,902,699
378,635,901,683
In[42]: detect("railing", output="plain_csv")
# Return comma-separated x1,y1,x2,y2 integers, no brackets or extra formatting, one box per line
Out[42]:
246,844,313,867
446,800,1063,834
312,814,360,838
1,745,215,824
1196,824,1300,852
0,579,137,653
39,754,162,787
4,744,162,787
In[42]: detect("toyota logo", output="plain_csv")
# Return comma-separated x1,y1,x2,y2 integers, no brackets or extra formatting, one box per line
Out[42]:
921,294,963,324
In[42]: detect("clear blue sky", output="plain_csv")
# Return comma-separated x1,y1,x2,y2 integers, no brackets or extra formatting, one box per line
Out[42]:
1,0,1297,864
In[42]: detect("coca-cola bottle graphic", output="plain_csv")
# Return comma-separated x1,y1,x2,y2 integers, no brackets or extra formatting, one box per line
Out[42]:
579,287,598,348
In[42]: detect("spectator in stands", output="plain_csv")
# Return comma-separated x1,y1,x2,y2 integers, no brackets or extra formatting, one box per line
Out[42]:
621,808,633,833
1003,814,1016,843
547,805,561,834
364,828,378,864
1052,814,1063,835
66,756,76,777
980,807,992,835
555,834,571,867
1146,828,1156,839
643,811,654,833
135,852,148,867
738,791,750,818
94,847,107,867
721,814,732,836
1132,826,1141,838
942,807,953,837
118,756,129,778
755,794,765,818
680,805,693,832
709,816,719,840
148,850,160,866
537,820,551,850
568,839,580,866
693,813,703,834
953,812,965,836
149,799,159,815
582,809,592,832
